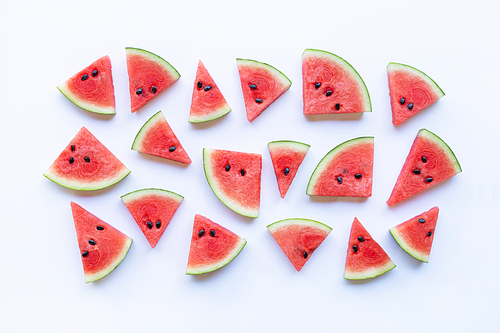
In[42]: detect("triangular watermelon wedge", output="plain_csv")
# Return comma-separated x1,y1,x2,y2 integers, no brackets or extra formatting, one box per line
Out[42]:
131,111,191,164
189,60,231,123
121,188,184,248
71,202,132,283
387,129,461,206
126,47,180,113
236,58,291,122
267,218,332,271
57,55,116,115
344,218,396,280
390,207,439,263
186,214,247,275
388,62,445,126
268,140,310,198
44,127,130,191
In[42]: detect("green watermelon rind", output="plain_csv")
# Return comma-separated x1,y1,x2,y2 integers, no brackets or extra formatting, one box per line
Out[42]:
418,129,462,173
121,188,184,203
125,47,181,80
43,168,131,191
389,228,429,263
131,110,163,151
267,218,332,233
85,237,133,283
236,58,292,88
267,140,311,152
188,104,231,123
344,260,396,280
57,84,116,115
387,62,445,98
306,137,374,196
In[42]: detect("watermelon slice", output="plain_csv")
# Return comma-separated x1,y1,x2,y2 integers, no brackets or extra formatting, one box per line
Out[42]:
189,60,231,123
131,111,191,164
71,202,132,283
390,207,439,262
302,49,371,115
126,47,180,113
388,62,445,125
387,129,461,206
344,218,396,280
44,127,130,191
268,140,310,198
186,214,247,275
306,137,374,197
57,55,116,115
267,218,332,271
236,58,292,122
203,148,262,218
121,188,184,248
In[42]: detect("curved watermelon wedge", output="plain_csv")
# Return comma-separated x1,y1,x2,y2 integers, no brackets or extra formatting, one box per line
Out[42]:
306,137,374,197
44,127,130,191
267,218,332,271
189,60,231,123
132,111,191,164
57,55,116,115
344,218,395,280
387,129,461,206
390,207,439,262
302,49,371,114
268,140,310,198
71,202,132,283
126,47,180,113
186,214,247,275
236,58,291,122
121,188,184,248
388,62,445,125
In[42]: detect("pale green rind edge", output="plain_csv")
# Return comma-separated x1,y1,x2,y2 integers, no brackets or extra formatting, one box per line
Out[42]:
121,188,184,204
267,140,311,153
57,84,116,115
186,238,247,275
131,110,164,151
418,128,462,173
188,104,232,123
389,228,429,263
43,168,131,191
344,259,396,280
236,58,292,88
387,62,445,97
85,237,133,283
266,218,332,234
125,47,181,79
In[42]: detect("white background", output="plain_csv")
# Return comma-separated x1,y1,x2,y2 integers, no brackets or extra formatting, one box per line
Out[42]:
1,0,499,332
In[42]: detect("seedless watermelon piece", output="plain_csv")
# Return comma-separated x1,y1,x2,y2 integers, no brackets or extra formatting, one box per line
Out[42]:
236,58,292,122
71,202,132,283
302,49,371,114
57,55,116,115
390,207,439,262
387,129,461,206
44,127,130,191
268,140,310,198
388,62,445,126
132,111,191,164
203,148,262,218
189,60,231,123
186,214,247,275
267,218,332,271
307,137,374,197
344,218,395,280
121,188,184,248
126,47,180,113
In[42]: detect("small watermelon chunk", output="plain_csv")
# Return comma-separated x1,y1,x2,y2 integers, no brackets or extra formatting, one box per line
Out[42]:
71,202,132,283
132,111,191,164
121,188,184,248
268,140,310,198
267,218,332,272
302,49,371,115
344,218,395,280
390,207,439,262
236,58,292,122
203,148,262,218
186,214,247,275
387,129,461,206
44,127,130,191
126,47,180,113
388,62,445,126
57,55,116,115
189,60,231,123
306,137,374,197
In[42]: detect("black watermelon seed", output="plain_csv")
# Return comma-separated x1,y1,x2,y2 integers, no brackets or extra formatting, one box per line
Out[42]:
249,84,257,89
82,251,89,257
225,164,230,172
136,88,143,95
197,81,202,89
352,245,358,253
335,103,340,110
147,221,153,229
315,82,321,89
151,86,157,94
210,230,215,237
284,167,290,176
156,221,161,229
408,102,414,110
240,169,246,176
326,91,333,97
400,97,405,105
84,157,90,163
89,239,96,245
425,177,433,183
81,74,88,81
69,157,74,164
355,174,362,179
427,231,432,237
96,226,104,230
303,251,308,259
419,218,426,223
169,146,176,152
413,169,421,174
71,145,75,152
337,176,342,184
204,85,212,91
198,229,205,237
255,98,263,103
422,156,427,163
358,236,365,242
92,69,98,77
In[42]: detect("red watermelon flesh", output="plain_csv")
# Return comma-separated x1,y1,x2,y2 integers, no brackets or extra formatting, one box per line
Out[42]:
44,127,130,191
268,140,310,198
131,111,191,164
390,207,439,262
344,218,395,280
57,55,116,115
388,62,445,126
189,60,231,123
121,188,184,248
186,214,247,275
71,202,132,283
387,129,461,206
